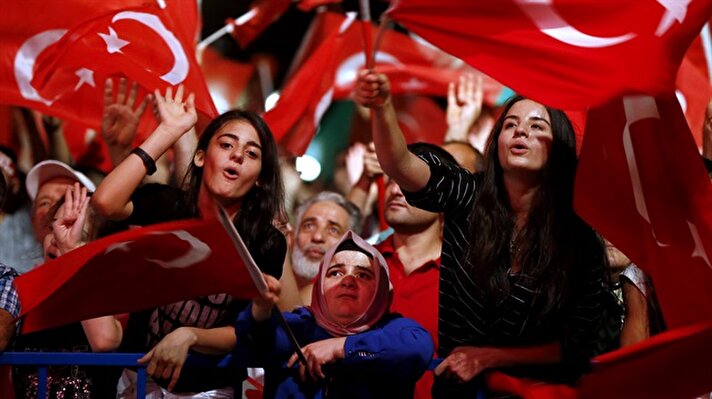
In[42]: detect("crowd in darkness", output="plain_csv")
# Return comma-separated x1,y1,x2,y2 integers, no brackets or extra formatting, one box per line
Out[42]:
1,63,711,398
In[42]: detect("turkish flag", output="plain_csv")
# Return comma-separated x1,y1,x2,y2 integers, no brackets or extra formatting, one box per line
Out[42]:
575,94,712,329
676,39,712,149
267,12,505,154
30,4,217,124
227,0,292,48
15,217,259,333
387,0,712,109
0,0,200,134
263,13,357,155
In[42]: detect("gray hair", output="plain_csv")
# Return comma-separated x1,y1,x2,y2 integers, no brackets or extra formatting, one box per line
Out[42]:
294,191,362,235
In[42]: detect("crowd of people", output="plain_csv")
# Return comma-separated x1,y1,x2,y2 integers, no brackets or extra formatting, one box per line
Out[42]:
0,62,711,399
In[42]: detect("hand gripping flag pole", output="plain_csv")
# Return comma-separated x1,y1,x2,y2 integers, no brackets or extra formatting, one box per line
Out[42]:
216,206,308,367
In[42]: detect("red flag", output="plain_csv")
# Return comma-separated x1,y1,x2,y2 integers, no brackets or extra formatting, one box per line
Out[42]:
0,1,200,132
267,12,505,154
30,4,217,123
676,41,712,148
201,47,256,113
575,94,712,328
484,321,712,399
227,0,292,48
15,217,258,333
388,0,712,109
264,13,358,155
297,0,342,11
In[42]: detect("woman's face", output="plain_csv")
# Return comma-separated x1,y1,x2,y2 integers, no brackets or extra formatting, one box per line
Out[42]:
194,120,263,207
322,250,377,325
497,99,554,176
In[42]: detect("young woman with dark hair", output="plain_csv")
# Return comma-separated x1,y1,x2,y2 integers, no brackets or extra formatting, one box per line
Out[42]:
355,71,608,398
92,86,287,397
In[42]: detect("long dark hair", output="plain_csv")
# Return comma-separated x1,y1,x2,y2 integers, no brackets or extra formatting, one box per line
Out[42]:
184,110,286,254
468,95,602,314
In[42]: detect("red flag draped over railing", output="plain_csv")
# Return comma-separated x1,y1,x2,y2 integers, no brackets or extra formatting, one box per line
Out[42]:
387,0,712,109
15,217,258,334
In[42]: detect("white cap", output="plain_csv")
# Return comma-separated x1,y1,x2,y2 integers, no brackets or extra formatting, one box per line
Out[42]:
26,160,96,200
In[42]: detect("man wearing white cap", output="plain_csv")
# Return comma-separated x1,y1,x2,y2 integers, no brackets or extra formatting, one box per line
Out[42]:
26,160,95,249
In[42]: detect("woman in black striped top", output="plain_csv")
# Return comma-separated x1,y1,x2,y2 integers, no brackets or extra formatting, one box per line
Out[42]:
356,70,608,398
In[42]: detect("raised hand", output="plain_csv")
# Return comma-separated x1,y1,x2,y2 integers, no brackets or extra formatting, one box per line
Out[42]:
446,73,483,141
52,183,91,254
287,336,347,381
102,78,150,165
354,69,392,109
153,85,197,137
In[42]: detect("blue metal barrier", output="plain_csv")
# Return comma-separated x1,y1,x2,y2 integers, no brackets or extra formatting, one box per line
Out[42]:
0,352,238,398
0,352,444,398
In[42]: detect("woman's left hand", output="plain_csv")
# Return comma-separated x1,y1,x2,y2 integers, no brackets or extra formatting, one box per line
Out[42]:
138,327,197,392
287,336,346,381
53,183,90,254
434,346,500,384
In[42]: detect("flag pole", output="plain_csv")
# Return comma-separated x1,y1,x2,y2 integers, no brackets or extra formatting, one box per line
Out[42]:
359,0,389,231
216,206,308,367
197,23,235,53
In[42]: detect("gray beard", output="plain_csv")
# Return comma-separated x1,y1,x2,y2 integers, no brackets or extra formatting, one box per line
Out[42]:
291,245,321,281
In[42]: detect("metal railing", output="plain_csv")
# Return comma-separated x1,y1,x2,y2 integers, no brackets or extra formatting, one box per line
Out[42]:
0,351,238,398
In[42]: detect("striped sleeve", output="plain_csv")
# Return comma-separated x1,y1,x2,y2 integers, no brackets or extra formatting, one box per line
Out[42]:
403,151,477,216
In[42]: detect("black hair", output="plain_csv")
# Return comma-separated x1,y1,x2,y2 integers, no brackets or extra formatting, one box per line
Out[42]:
183,110,286,257
467,95,605,315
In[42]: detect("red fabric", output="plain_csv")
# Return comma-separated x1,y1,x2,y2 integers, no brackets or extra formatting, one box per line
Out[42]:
297,0,342,12
267,12,504,155
0,1,200,134
485,322,712,399
227,0,292,48
676,47,712,149
575,94,712,328
0,106,14,149
579,321,712,399
376,235,440,399
201,47,256,112
263,14,354,155
15,217,258,334
393,96,448,145
31,4,216,123
388,0,712,109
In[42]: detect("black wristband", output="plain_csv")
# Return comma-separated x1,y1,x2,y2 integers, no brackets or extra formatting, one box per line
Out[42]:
131,147,157,176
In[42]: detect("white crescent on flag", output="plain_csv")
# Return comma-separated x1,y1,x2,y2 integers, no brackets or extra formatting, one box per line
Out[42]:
14,29,67,105
514,0,636,48
111,11,189,85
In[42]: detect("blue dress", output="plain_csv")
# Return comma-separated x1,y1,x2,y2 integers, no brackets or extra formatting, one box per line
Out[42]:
235,307,434,399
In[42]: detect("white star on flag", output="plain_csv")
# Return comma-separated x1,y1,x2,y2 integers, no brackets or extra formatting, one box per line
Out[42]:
656,0,692,36
98,27,129,53
74,68,95,91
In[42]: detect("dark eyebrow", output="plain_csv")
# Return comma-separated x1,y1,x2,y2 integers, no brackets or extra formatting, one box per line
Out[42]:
504,115,550,127
217,133,262,150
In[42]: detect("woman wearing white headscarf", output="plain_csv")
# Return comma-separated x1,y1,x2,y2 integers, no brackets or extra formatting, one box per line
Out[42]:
235,231,434,399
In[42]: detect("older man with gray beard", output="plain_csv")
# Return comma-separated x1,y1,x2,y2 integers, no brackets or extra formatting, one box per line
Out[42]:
291,192,361,305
